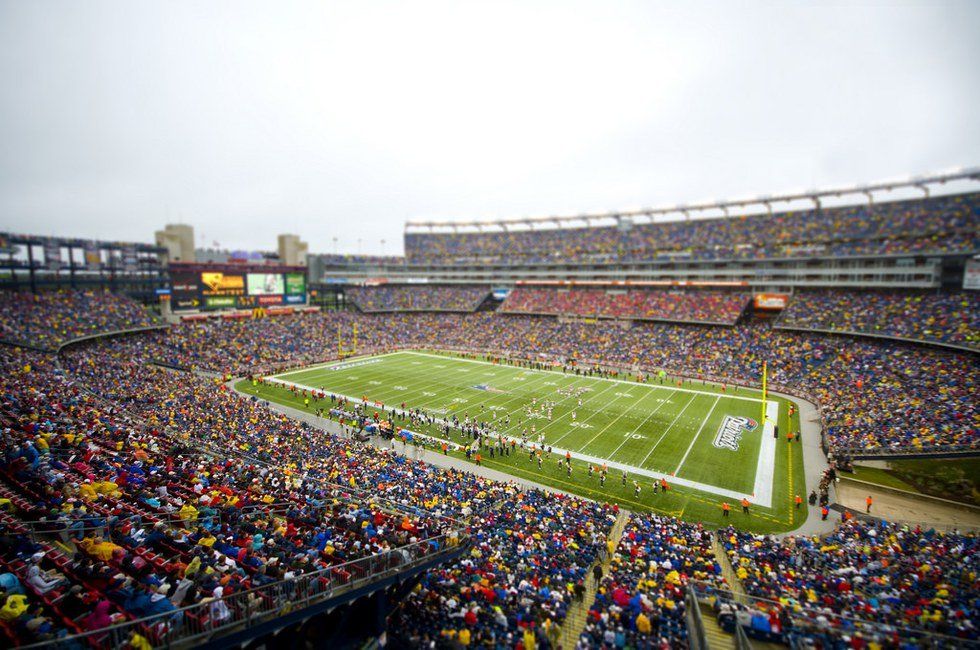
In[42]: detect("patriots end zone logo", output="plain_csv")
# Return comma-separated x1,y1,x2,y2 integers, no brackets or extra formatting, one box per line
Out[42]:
712,415,758,451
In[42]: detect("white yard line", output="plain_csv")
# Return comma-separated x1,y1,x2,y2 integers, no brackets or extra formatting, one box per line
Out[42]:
639,393,699,467
750,400,780,505
548,382,630,446
603,388,678,460
673,396,722,475
267,375,769,504
575,390,661,453
273,351,404,378
403,351,764,403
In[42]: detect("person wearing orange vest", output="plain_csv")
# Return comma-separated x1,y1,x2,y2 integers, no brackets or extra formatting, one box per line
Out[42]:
821,505,829,520
842,510,853,522
866,495,873,512
475,453,482,466
795,494,803,510
741,498,750,515
722,502,730,517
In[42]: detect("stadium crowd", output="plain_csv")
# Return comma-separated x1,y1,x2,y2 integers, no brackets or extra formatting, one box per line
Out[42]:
404,193,980,265
501,288,748,325
580,513,724,648
346,285,491,313
0,290,158,350
0,291,976,647
7,290,969,455
389,491,615,648
780,290,980,350
720,521,978,645
120,311,977,454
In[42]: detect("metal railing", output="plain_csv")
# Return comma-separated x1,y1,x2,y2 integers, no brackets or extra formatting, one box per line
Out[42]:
688,580,975,649
21,533,465,650
685,584,708,650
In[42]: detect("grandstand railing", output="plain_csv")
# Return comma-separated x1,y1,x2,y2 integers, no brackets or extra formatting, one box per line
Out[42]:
684,584,709,650
688,579,974,649
836,443,980,460
498,307,745,327
20,533,466,650
774,323,980,355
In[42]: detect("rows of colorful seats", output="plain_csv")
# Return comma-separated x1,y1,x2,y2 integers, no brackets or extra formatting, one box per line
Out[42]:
580,513,724,648
719,521,979,645
0,290,158,350
780,290,980,350
131,312,977,454
0,291,975,648
346,284,491,313
405,193,980,265
501,288,748,325
0,346,461,645
388,492,615,648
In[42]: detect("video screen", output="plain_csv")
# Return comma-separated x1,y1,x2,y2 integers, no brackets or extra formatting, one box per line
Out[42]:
247,273,285,295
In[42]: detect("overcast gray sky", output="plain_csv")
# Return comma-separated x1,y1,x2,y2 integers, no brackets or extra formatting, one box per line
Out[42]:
1,1,978,255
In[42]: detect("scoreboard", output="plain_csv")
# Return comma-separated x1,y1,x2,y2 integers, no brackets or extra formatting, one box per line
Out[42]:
170,268,307,310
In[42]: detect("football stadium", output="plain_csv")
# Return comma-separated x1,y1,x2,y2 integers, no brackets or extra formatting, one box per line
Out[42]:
0,3,978,650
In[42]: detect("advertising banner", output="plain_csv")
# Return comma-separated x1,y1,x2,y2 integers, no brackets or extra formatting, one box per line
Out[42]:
205,296,237,308
257,295,283,306
170,272,200,309
201,272,245,296
284,272,306,295
246,273,285,295
284,294,306,304
753,293,790,310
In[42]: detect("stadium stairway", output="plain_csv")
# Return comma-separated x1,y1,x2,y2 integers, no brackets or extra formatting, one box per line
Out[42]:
560,508,631,649
698,602,738,650
711,535,749,606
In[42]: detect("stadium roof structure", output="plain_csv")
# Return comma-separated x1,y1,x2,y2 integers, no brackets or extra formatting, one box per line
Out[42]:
404,167,980,233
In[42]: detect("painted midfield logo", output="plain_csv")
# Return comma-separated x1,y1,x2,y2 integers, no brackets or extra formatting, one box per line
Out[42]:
712,415,758,451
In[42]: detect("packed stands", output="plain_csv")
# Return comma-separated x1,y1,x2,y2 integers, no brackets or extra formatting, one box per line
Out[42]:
405,193,980,265
315,254,406,267
122,311,977,454
0,290,158,350
580,513,723,648
779,290,980,350
501,288,748,324
388,492,615,648
346,284,490,313
0,346,477,646
0,292,976,647
719,522,979,646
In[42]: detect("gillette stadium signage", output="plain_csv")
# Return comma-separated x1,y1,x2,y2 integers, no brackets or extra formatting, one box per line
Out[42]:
713,415,758,451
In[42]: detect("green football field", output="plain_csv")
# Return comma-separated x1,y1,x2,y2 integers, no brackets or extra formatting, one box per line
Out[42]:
237,350,807,533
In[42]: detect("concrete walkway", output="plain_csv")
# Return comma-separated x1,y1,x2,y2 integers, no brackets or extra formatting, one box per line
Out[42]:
773,391,837,537
836,479,980,533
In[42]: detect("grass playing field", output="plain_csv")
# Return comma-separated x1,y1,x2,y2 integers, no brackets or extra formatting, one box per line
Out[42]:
236,350,808,533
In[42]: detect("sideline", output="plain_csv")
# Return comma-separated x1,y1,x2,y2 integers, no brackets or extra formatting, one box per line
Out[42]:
265,375,776,507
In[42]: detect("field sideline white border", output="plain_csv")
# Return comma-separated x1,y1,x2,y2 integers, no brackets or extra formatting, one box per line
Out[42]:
269,351,779,507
